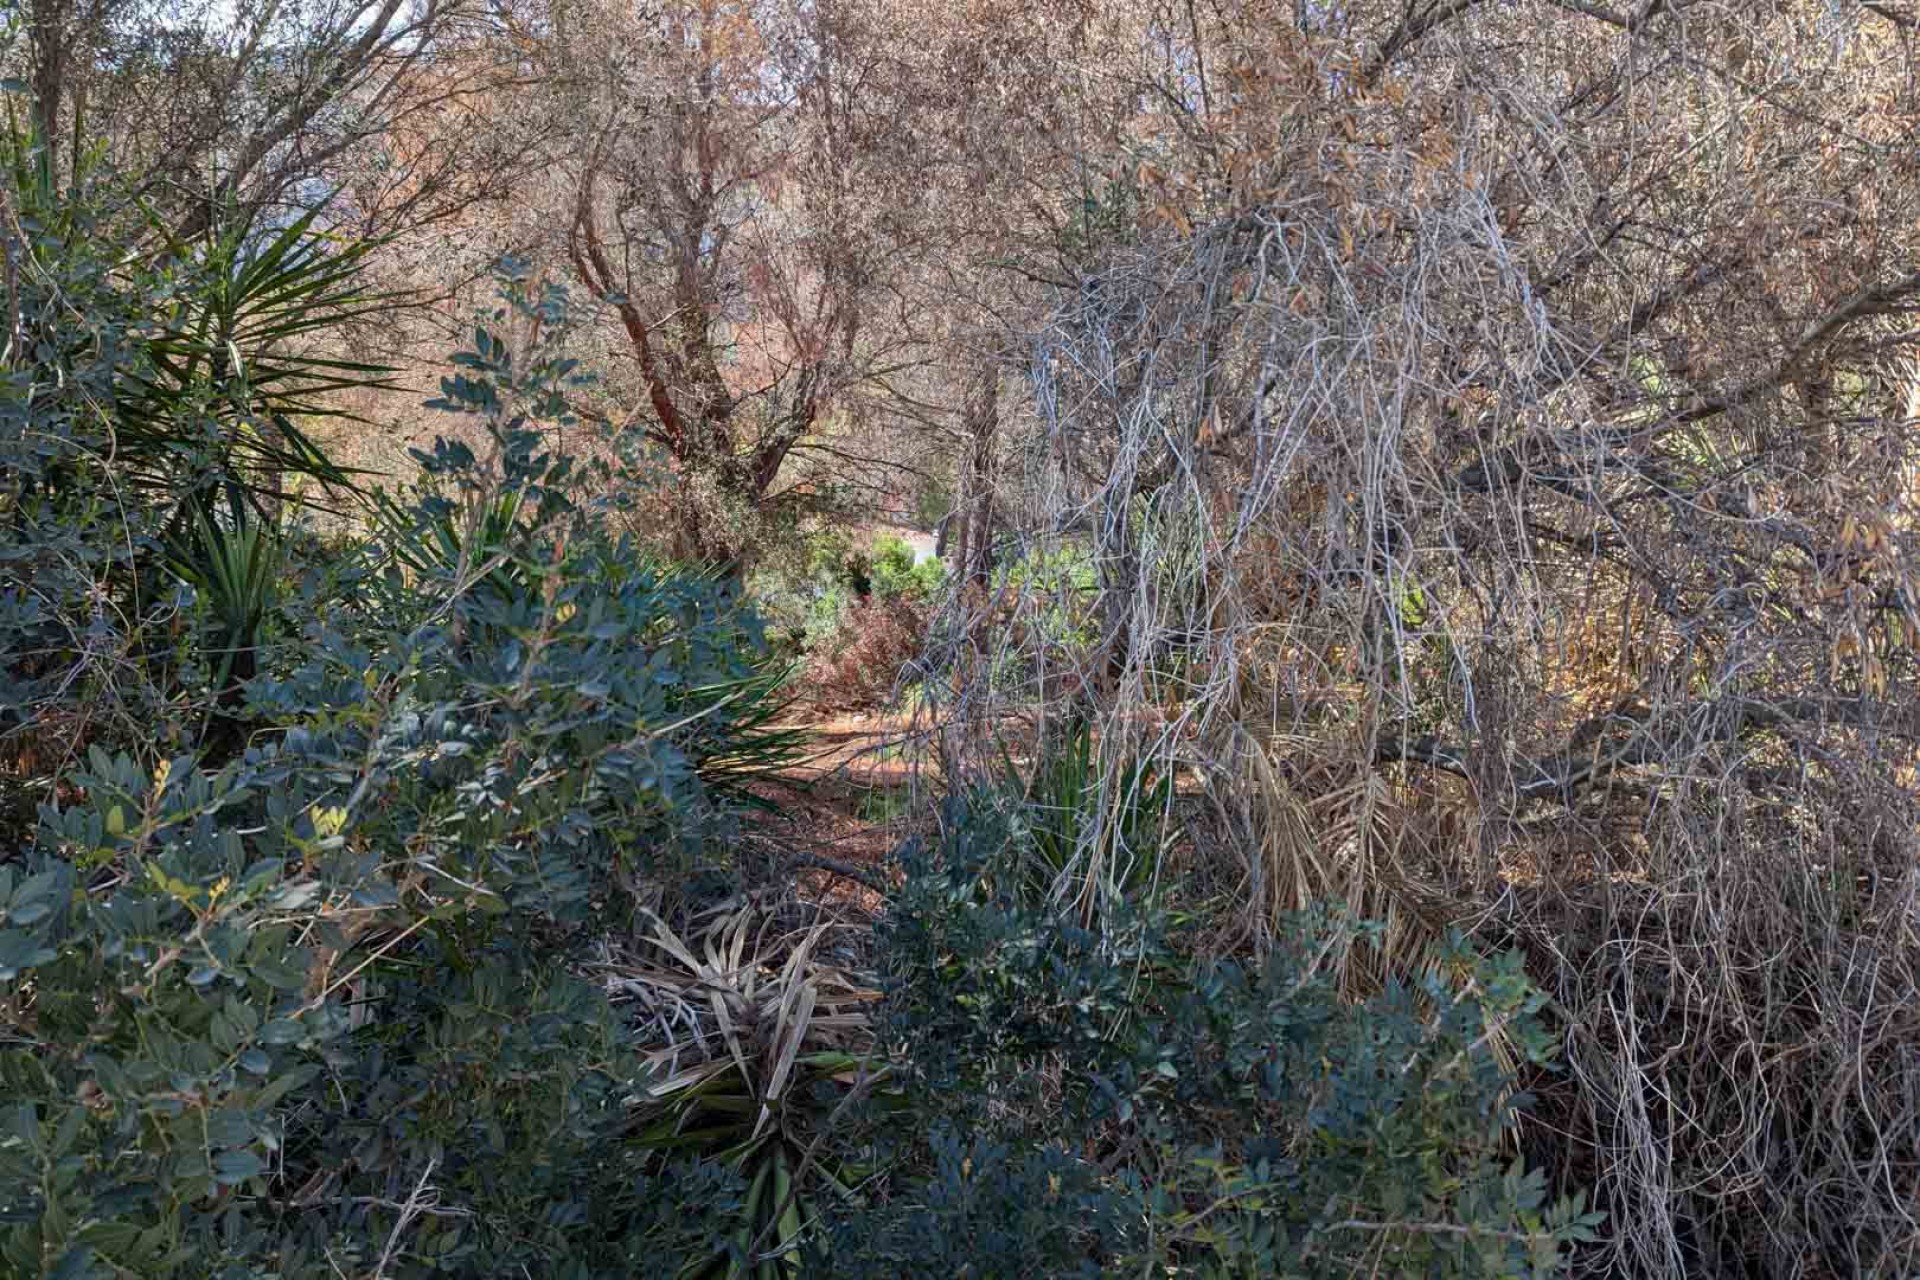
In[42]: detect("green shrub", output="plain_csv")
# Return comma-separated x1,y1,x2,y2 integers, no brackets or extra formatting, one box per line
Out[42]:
1007,713,1172,903
0,128,399,803
751,529,941,666
0,269,804,1277
984,543,1100,693
0,764,747,1275
0,153,1594,1279
750,528,940,708
867,535,943,603
813,797,1600,1278
0,137,185,801
746,531,856,656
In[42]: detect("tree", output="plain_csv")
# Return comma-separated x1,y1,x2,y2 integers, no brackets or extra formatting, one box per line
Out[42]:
543,0,886,565
12,0,529,239
939,2,1920,1273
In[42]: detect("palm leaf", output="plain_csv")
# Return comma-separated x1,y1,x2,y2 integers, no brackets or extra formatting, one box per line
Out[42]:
113,202,408,516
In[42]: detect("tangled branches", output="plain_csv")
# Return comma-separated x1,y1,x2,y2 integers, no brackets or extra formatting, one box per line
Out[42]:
918,3,1920,1272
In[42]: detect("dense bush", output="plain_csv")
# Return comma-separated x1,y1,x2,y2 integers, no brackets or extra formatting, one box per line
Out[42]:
0,230,801,1274
752,529,940,710
0,130,398,797
815,797,1601,1278
866,536,944,604
805,595,930,711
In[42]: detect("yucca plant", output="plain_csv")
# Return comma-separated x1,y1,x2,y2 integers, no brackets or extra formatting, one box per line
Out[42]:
1007,714,1174,909
168,513,280,661
687,669,811,809
165,503,284,747
120,204,397,521
608,900,882,1278
373,480,547,601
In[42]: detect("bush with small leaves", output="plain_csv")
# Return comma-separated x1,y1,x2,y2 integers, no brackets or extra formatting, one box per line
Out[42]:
813,797,1601,1278
0,162,1596,1279
867,536,944,604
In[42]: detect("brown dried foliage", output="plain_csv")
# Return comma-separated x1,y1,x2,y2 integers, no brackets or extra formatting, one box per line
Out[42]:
805,595,929,712
917,3,1920,1274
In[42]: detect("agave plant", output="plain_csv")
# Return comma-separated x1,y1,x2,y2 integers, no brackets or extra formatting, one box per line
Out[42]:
607,899,882,1278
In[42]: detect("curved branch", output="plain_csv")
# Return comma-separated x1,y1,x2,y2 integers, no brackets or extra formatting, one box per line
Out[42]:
569,168,688,452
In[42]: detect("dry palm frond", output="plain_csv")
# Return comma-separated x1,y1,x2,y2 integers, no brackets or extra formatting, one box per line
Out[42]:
1229,728,1455,974
597,897,883,1274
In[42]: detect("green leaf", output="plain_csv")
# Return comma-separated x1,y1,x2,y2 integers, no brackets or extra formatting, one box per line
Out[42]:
211,1148,265,1185
251,1065,319,1111
258,1018,304,1045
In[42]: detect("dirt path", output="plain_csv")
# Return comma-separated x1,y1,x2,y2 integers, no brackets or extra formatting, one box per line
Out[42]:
748,712,932,907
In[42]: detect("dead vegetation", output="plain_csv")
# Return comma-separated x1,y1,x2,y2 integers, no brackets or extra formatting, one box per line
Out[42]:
25,0,1920,1267
913,5,1920,1273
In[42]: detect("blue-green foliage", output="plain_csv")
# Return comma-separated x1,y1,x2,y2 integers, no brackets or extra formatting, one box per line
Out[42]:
0,148,1591,1278
817,799,1601,1278
989,543,1100,691
0,262,800,1276
0,135,175,771
0,129,399,784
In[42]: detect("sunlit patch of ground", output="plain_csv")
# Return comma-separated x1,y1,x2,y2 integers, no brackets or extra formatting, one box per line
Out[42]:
743,712,933,911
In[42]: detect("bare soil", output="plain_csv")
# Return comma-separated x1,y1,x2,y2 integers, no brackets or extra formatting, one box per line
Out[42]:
747,712,932,910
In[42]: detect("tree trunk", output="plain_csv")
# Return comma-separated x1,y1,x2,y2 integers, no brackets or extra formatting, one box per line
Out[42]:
29,0,68,172
954,364,998,589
